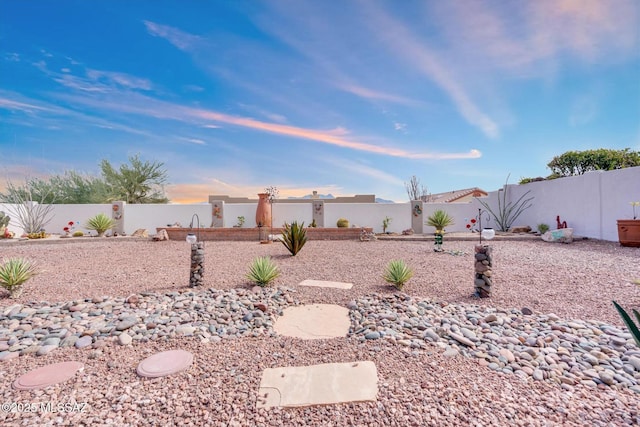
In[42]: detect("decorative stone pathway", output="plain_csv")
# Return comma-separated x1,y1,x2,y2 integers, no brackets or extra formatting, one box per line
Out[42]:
298,279,353,290
273,304,351,339
137,350,194,378
257,361,378,408
13,361,84,390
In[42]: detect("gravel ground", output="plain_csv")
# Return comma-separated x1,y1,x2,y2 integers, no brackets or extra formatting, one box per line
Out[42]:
1,237,638,324
1,237,639,426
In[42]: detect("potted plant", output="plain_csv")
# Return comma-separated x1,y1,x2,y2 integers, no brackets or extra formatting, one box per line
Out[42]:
617,202,640,247
426,209,454,252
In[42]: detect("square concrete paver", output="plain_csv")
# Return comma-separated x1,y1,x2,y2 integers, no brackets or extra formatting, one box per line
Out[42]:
298,279,353,290
257,361,378,408
273,304,350,339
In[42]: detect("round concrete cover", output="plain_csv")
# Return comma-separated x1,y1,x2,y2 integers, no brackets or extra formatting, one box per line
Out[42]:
137,350,194,378
13,361,84,390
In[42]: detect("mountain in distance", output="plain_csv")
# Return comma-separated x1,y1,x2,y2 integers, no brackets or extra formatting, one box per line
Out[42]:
286,194,395,203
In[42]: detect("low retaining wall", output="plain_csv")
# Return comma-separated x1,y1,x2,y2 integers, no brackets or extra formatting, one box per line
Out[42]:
156,227,373,241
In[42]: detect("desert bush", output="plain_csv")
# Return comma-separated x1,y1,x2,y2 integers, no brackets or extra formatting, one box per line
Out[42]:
281,221,307,256
246,256,280,286
0,258,36,298
476,174,534,232
337,218,349,228
383,260,413,291
85,213,115,236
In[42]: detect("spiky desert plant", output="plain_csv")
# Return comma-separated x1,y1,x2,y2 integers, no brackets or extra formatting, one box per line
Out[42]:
476,174,534,232
383,260,414,291
426,210,454,231
0,258,36,298
246,256,280,287
613,301,640,348
281,221,307,256
85,213,115,236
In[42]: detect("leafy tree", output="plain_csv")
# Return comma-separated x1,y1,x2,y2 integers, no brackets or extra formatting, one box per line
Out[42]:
1,155,169,204
404,175,429,201
547,148,640,177
100,155,169,204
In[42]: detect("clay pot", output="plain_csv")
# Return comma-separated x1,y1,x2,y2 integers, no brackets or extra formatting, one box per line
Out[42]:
255,193,272,228
617,219,640,247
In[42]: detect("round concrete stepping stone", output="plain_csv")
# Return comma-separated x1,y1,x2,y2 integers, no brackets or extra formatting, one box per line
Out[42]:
137,350,193,378
274,304,350,339
13,361,84,390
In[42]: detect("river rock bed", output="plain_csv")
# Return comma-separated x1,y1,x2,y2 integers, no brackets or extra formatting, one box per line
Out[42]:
2,287,639,394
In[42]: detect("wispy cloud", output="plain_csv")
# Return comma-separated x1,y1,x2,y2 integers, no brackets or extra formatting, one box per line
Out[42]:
363,4,500,139
432,0,639,73
56,91,482,160
143,21,202,51
337,84,421,106
177,137,206,145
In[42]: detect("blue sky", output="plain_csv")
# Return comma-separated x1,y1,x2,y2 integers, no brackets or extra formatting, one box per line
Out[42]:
1,0,639,203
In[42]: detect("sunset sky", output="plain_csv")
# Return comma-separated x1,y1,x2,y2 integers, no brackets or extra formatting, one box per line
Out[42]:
1,0,639,202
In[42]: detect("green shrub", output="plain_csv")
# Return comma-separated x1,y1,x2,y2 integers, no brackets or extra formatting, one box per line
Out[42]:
613,301,640,348
537,223,550,234
85,213,115,236
27,231,48,239
0,258,36,298
383,260,413,291
246,256,280,286
337,218,349,228
72,230,84,237
426,210,454,231
281,221,307,256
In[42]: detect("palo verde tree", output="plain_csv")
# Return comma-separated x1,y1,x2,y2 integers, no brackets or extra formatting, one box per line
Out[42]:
1,155,170,204
99,154,169,204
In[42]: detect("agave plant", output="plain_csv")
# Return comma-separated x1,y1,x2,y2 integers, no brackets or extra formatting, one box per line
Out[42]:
613,301,640,348
426,210,454,231
246,256,280,287
383,259,413,291
0,258,37,298
281,221,307,256
85,213,115,236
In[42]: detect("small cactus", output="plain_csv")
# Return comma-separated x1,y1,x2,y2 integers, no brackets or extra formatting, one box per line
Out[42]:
337,218,349,228
0,211,9,229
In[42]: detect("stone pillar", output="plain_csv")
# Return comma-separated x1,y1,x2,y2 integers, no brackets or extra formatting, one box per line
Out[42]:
474,245,492,298
111,201,125,235
189,242,204,287
410,201,424,234
312,201,324,227
211,201,224,228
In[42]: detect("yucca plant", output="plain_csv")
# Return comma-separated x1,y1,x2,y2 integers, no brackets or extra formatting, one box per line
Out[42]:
85,213,115,236
281,221,308,256
613,301,640,348
0,258,37,298
426,210,454,232
383,260,413,291
246,256,280,287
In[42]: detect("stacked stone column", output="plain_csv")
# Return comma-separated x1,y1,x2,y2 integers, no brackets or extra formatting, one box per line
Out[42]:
189,242,205,287
474,245,492,298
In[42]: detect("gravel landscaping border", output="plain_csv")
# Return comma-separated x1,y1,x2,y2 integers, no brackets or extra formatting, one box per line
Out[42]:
0,238,639,426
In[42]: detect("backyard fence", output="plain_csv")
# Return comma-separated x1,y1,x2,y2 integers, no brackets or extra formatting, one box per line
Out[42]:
1,166,638,242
